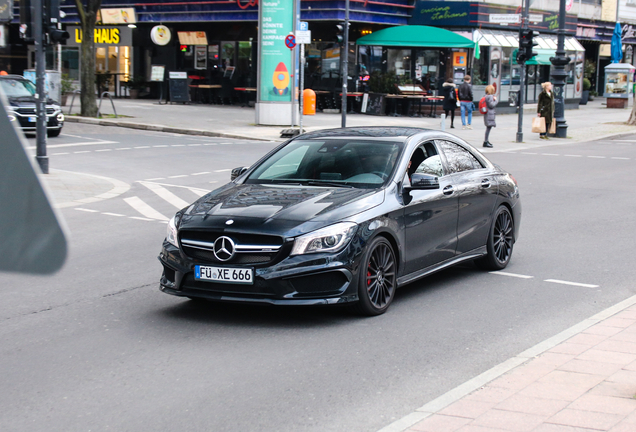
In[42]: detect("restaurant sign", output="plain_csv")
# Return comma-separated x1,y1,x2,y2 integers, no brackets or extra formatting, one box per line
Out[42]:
67,26,132,47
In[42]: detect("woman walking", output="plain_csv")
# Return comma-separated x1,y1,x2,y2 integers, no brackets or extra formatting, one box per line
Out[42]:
537,82,555,140
441,78,457,128
483,85,497,148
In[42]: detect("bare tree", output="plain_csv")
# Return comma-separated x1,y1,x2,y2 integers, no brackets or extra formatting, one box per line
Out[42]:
74,0,102,117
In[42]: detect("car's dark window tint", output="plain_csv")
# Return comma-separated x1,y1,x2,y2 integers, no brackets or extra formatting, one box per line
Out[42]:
438,140,483,174
414,142,444,177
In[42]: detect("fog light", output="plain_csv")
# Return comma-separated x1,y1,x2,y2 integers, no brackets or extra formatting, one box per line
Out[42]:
57,113,65,122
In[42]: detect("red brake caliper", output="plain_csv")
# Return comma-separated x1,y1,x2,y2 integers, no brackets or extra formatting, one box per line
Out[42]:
367,270,372,286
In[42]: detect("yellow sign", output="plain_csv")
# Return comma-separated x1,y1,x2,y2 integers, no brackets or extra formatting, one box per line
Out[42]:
453,52,467,67
74,28,120,44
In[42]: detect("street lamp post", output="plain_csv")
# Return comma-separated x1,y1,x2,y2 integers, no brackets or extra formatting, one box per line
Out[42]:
549,0,569,138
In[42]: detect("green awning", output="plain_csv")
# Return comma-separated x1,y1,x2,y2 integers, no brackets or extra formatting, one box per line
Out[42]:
512,49,555,65
356,25,474,48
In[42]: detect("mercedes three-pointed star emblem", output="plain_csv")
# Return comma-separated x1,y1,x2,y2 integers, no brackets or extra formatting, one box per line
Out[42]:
213,236,236,261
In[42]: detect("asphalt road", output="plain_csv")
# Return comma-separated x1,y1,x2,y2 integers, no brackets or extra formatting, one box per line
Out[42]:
1,124,636,432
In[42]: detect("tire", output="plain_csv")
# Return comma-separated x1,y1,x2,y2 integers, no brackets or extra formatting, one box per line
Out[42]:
47,128,62,138
475,206,514,271
355,237,397,316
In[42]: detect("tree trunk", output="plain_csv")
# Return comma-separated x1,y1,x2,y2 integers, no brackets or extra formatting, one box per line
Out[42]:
75,0,102,117
628,92,636,125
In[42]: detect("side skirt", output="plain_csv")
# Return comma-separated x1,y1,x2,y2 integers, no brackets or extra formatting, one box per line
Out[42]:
396,246,487,287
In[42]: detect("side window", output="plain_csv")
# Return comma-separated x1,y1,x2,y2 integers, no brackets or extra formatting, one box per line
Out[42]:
438,140,483,174
408,142,445,179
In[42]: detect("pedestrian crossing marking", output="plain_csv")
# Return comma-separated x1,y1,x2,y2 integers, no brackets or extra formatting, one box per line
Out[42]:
124,196,169,221
138,181,190,209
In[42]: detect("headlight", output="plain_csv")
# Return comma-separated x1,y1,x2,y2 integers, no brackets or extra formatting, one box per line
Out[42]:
57,113,65,122
291,222,357,256
7,114,16,122
166,215,178,247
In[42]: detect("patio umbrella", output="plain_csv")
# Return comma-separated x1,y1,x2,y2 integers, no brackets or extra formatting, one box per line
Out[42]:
611,22,623,63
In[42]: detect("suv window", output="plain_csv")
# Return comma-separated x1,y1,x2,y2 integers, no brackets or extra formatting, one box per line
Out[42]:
438,140,483,174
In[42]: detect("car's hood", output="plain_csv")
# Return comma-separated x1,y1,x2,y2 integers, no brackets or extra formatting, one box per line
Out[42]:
6,97,58,108
178,183,385,237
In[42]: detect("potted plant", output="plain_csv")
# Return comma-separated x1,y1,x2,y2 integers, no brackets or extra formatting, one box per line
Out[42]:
60,73,75,106
580,77,591,105
125,76,146,99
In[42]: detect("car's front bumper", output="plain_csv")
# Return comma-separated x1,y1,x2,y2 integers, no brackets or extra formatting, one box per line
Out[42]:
158,241,362,305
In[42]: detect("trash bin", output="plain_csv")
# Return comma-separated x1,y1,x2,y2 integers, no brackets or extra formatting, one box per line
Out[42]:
303,89,316,115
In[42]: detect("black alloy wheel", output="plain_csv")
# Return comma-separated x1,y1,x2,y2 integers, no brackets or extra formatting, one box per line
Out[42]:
476,206,514,270
356,237,397,316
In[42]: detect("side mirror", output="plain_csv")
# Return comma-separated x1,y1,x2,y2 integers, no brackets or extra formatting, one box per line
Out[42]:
409,173,439,190
230,167,248,181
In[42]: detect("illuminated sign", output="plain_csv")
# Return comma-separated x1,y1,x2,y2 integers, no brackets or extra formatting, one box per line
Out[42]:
67,26,132,47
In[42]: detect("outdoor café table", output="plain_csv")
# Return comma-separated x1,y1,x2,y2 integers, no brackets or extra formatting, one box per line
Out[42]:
424,96,444,118
403,94,426,117
234,87,257,107
339,92,365,113
199,84,221,103
385,94,406,117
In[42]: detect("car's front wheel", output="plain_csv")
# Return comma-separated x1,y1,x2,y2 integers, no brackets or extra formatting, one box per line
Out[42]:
476,205,514,270
356,237,397,316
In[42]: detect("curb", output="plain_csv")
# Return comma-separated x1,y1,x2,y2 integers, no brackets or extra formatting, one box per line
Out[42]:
65,116,280,142
377,293,636,432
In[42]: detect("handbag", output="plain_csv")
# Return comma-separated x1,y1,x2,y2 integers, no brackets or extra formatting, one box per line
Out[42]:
549,120,556,135
455,89,460,107
532,117,546,134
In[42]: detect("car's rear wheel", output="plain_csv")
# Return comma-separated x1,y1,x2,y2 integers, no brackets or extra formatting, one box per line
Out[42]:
356,237,397,316
476,205,514,270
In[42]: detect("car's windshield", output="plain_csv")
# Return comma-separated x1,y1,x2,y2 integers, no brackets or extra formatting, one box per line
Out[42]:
246,138,403,188
0,79,36,98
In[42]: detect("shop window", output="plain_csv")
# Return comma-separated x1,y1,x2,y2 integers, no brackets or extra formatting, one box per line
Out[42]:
62,47,79,80
387,49,411,79
358,45,383,74
221,41,235,68
415,49,441,91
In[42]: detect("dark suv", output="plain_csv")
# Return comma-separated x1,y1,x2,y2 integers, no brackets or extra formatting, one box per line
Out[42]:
0,74,64,137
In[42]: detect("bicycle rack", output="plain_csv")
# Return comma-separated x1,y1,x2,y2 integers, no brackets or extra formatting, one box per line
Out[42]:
97,91,118,118
68,89,81,115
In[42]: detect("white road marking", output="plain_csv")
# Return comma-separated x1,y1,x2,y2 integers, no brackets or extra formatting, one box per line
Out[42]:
544,279,599,288
611,157,630,160
124,196,169,221
95,149,112,152
588,156,605,159
138,181,209,196
130,216,155,221
168,175,188,178
521,152,537,155
52,152,69,155
115,147,132,151
542,153,559,156
138,181,190,209
75,208,99,213
74,151,90,154
191,172,210,175
172,144,185,147
153,145,168,148
134,146,150,149
489,271,534,279
27,140,118,149
214,169,231,173
145,178,165,181
564,154,582,157
188,144,202,147
103,212,125,217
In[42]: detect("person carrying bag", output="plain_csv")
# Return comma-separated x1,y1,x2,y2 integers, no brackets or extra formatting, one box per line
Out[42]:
537,82,555,139
441,78,457,128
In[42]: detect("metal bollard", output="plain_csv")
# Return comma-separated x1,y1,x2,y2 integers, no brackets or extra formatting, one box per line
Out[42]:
440,113,446,131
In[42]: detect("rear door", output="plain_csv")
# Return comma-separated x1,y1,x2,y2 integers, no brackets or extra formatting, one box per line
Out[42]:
437,140,499,255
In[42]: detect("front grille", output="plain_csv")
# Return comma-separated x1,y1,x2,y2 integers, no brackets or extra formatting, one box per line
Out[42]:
179,230,285,266
15,107,56,115
288,271,350,295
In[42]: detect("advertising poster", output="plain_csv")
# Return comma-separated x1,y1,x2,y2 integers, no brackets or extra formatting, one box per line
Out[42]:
259,0,294,103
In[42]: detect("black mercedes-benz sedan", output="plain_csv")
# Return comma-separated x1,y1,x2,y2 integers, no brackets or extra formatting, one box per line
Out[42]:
159,127,521,315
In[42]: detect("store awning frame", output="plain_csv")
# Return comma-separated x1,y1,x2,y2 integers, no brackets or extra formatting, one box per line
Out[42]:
356,25,475,48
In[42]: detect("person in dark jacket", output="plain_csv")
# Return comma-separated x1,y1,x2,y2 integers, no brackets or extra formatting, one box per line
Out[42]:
537,82,555,139
482,85,497,148
441,78,457,128
457,75,473,129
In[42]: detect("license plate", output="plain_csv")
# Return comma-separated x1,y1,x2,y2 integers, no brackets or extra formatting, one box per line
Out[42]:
28,117,36,123
195,265,253,285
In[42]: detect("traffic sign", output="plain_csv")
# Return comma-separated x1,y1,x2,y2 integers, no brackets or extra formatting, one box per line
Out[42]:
489,14,520,24
285,33,296,49
296,30,311,44
298,21,308,31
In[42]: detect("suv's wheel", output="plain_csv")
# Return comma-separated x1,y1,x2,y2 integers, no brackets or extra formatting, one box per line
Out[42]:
476,206,514,270
356,237,397,316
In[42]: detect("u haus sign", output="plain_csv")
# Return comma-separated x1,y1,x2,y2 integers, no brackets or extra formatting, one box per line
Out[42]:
67,26,132,47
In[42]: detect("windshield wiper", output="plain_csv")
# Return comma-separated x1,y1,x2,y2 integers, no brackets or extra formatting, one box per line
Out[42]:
304,181,355,188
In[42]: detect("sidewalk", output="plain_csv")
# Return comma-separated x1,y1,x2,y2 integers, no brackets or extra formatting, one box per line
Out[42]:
382,295,636,432
58,97,636,432
64,96,636,149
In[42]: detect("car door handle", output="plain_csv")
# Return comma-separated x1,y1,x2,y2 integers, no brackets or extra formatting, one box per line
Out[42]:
443,185,454,195
481,178,491,188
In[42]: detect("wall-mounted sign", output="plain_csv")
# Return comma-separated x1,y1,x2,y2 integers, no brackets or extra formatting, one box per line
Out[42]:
489,14,520,24
151,25,171,46
0,24,6,48
177,31,208,45
0,0,12,22
99,8,136,24
67,26,133,47
452,52,467,67
150,65,165,82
